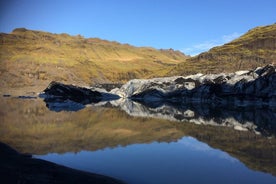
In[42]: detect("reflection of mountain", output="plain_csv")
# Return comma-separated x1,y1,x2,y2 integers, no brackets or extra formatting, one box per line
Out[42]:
0,97,183,154
0,97,276,176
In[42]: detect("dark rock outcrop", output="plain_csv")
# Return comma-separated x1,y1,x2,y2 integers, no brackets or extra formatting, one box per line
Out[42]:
39,81,120,112
39,81,102,112
41,81,102,103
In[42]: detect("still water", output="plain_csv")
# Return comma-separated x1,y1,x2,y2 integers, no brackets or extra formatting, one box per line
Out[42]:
1,97,276,184
35,137,275,184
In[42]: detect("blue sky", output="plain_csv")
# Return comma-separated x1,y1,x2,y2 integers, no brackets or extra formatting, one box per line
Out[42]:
1,0,275,56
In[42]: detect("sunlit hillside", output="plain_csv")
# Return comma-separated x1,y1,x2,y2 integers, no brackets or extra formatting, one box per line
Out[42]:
0,28,188,94
1,24,275,94
169,23,276,75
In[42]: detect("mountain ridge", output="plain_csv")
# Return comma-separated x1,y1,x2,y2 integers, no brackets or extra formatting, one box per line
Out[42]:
169,23,276,75
0,27,188,95
1,23,276,95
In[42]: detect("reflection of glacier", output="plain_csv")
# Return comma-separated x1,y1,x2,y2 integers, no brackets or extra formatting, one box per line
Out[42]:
107,99,276,136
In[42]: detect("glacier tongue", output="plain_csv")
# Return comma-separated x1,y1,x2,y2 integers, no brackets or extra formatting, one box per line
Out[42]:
112,64,276,106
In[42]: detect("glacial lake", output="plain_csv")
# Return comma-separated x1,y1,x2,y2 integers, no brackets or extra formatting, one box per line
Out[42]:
1,97,276,184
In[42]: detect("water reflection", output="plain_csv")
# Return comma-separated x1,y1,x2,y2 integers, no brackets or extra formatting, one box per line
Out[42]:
0,97,276,179
114,99,276,136
35,137,276,184
43,96,276,136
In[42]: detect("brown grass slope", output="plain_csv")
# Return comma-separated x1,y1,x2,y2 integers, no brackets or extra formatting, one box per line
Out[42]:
0,28,188,94
169,23,276,75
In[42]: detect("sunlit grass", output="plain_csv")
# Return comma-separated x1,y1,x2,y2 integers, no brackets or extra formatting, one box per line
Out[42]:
170,23,276,75
0,28,188,89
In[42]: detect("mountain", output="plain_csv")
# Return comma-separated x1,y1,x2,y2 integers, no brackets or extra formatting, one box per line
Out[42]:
0,28,188,95
169,23,276,75
1,24,276,95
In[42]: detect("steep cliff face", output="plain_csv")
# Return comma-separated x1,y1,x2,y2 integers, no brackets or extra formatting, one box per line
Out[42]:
170,24,276,75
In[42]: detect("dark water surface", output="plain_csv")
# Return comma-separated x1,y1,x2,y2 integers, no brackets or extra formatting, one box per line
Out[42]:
1,97,276,184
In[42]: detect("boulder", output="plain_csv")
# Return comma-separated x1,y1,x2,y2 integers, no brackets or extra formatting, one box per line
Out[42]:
40,81,102,104
39,81,120,111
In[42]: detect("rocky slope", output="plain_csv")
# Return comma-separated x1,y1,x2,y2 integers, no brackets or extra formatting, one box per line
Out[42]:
170,23,276,75
0,28,188,95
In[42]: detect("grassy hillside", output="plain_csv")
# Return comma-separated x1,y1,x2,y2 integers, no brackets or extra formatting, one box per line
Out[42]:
1,24,275,94
169,23,276,75
0,28,188,94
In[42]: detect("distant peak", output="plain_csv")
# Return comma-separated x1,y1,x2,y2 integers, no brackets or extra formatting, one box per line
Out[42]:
12,28,28,33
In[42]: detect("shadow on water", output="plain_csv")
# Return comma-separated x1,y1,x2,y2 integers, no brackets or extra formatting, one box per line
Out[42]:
0,142,126,184
0,96,276,177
